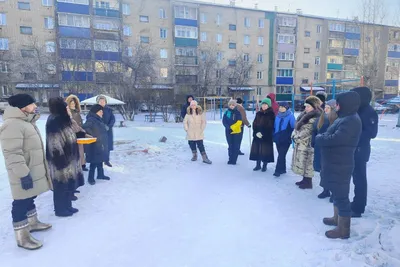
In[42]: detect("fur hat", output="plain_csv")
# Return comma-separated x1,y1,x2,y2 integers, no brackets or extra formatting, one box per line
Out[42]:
305,96,322,110
261,98,272,107
228,99,237,107
326,99,337,111
8,94,35,109
315,91,327,104
48,97,68,116
90,104,104,114
236,98,243,104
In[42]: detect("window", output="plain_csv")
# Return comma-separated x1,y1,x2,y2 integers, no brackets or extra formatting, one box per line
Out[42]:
1,85,9,96
345,25,360,33
329,23,345,32
315,57,320,65
0,13,6,26
257,54,264,63
140,36,150,43
256,87,262,95
44,17,54,29
0,38,9,50
175,47,197,56
58,14,90,28
327,72,335,79
125,47,133,57
229,42,236,49
18,2,30,10
244,35,250,45
140,16,149,23
244,71,250,79
278,17,296,27
216,69,222,78
200,13,206,24
228,60,236,66
257,71,263,80
95,1,110,8
0,61,10,73
160,28,167,39
20,26,33,35
276,86,293,94
345,40,360,49
316,41,321,49
243,53,249,62
305,31,311,37
258,19,264,28
277,69,293,77
174,6,197,20
345,71,356,79
244,17,251,28
216,87,222,95
303,63,309,68
394,31,400,39
94,40,119,52
122,3,130,15
229,24,236,31
123,25,131,36
302,78,309,84
314,72,319,81
278,34,295,44
278,52,294,60
258,36,264,46
216,14,221,26
201,32,207,42
216,34,222,43
327,56,343,64
159,8,166,19
46,41,56,53
304,48,310,54
60,38,90,49
42,0,52,6
175,26,198,39
317,25,322,33
160,68,168,78
160,49,168,59
95,22,112,30
329,39,344,48
216,51,223,61
24,73,37,80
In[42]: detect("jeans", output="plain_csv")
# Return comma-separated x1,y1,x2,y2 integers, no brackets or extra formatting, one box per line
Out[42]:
352,160,368,214
275,143,290,173
188,140,206,154
332,183,352,217
12,196,36,223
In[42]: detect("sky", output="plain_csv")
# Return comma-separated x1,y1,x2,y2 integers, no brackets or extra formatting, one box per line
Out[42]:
198,0,399,25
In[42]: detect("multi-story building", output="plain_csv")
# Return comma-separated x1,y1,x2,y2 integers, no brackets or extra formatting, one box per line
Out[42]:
0,0,399,102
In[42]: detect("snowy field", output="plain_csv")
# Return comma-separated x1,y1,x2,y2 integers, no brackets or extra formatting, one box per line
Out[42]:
0,111,400,267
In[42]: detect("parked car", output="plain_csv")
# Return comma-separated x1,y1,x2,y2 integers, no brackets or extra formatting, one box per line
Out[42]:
245,101,261,111
373,102,399,114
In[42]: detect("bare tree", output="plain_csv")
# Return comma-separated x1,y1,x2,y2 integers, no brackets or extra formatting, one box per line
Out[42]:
196,46,225,96
227,52,254,90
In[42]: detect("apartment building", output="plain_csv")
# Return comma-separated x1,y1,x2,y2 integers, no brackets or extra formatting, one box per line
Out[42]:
0,0,399,101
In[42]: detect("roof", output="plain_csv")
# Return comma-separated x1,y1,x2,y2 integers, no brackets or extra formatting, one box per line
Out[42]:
228,87,254,91
300,86,325,92
16,83,60,90
137,84,174,90
81,95,125,105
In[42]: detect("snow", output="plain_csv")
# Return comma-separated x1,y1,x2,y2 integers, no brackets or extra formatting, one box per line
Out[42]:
0,111,400,267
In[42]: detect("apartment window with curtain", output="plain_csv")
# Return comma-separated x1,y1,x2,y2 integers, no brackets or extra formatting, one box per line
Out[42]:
315,57,320,65
201,32,207,42
160,28,167,39
46,41,56,53
140,16,149,23
44,17,54,29
122,4,131,15
200,13,207,24
257,54,264,63
0,13,6,26
20,26,33,35
159,8,166,19
160,49,168,59
174,6,197,20
42,0,53,6
123,25,131,36
257,71,263,80
258,36,264,46
314,72,319,81
216,51,223,61
244,17,251,28
0,38,9,50
244,35,250,45
175,26,198,39
18,2,31,10
317,25,322,33
216,34,222,43
258,19,264,28
316,41,321,49
243,53,249,62
216,14,221,26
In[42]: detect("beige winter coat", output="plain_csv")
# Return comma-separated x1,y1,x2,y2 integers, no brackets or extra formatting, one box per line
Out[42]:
0,106,52,200
183,106,206,141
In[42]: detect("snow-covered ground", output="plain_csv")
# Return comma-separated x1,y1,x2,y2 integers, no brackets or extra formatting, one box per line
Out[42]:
0,111,400,267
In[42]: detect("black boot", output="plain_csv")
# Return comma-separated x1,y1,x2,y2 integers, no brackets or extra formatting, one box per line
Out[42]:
261,162,267,172
273,170,280,177
97,164,110,180
299,177,313,189
104,162,112,167
253,161,261,171
88,165,96,185
54,186,73,217
238,151,245,156
318,189,331,199
70,194,78,201
295,177,306,186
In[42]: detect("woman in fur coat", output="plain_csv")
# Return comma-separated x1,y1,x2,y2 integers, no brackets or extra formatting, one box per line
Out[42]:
292,96,322,189
46,97,85,217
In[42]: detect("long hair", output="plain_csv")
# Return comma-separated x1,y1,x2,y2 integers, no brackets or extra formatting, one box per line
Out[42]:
317,109,338,129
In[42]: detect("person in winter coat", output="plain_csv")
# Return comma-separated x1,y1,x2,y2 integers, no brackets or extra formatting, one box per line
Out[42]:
250,98,275,172
183,100,212,164
292,96,322,189
97,95,115,168
46,97,85,217
316,91,362,239
315,91,327,109
83,104,110,185
273,102,296,177
0,94,52,250
223,99,243,165
313,99,339,200
181,95,194,120
66,94,88,171
350,87,379,218
267,93,279,115
236,98,251,155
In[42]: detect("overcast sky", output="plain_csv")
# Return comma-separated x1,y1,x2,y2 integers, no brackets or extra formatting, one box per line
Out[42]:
198,0,399,25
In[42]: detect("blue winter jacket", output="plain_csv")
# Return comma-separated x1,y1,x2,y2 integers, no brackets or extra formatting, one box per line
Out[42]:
223,107,242,134
273,110,296,145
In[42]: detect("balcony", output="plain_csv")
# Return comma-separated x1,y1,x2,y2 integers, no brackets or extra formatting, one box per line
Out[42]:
343,48,359,56
94,51,121,61
277,61,294,68
327,63,343,71
93,31,120,41
96,72,122,83
175,56,198,66
328,48,343,55
175,38,198,47
174,18,198,27
388,51,400,58
57,2,90,15
277,26,296,35
276,77,294,85
176,75,198,84
94,7,120,18
59,27,91,39
385,80,399,87
345,32,361,40
62,71,93,82
60,49,92,60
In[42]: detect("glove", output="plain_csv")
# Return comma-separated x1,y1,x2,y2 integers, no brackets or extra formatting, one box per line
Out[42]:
256,132,263,139
20,174,34,191
105,125,110,131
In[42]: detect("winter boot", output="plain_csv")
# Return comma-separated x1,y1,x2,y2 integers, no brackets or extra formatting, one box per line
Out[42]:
82,165,89,171
201,152,212,164
261,162,267,172
295,177,306,186
71,194,78,201
105,161,113,167
318,189,331,199
253,161,262,171
238,151,245,156
14,220,43,250
323,205,339,226
68,207,79,214
27,209,52,233
191,151,198,161
325,216,351,239
97,165,110,180
299,177,313,189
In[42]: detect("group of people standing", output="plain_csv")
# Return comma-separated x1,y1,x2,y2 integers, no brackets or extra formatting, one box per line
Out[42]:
182,87,378,239
0,94,116,250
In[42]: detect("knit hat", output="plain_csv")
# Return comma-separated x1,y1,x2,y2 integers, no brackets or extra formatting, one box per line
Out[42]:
279,101,290,110
8,94,36,109
90,104,104,114
305,95,322,110
236,98,243,104
326,99,337,111
261,98,272,107
228,99,237,107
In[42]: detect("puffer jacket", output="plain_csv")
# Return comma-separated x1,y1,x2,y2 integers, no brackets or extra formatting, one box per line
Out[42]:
0,107,52,200
183,106,206,141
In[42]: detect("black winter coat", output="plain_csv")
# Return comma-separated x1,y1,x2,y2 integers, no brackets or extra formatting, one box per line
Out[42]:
316,92,362,190
102,105,115,151
181,95,194,119
83,112,109,164
249,108,275,162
